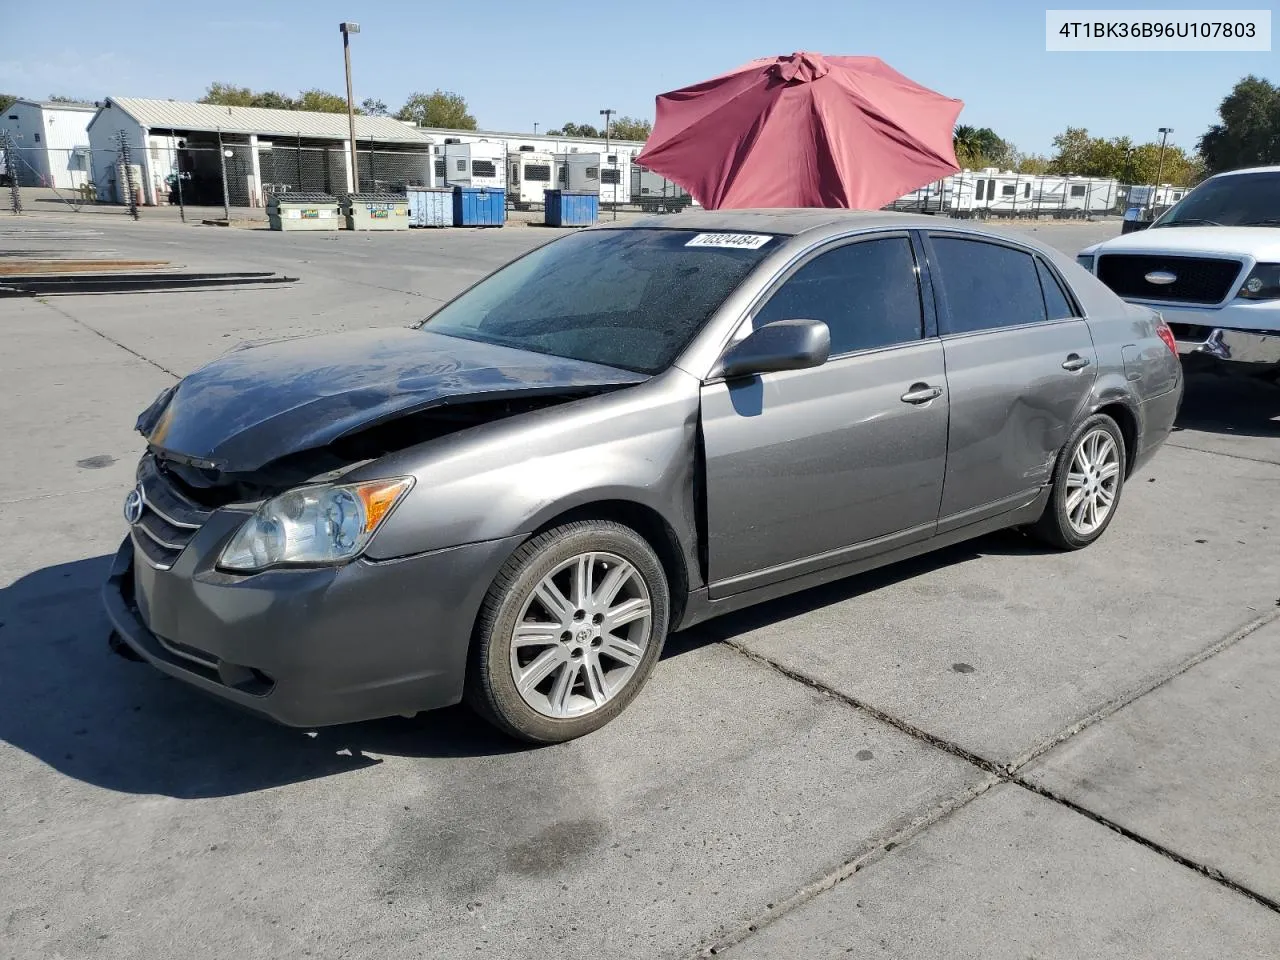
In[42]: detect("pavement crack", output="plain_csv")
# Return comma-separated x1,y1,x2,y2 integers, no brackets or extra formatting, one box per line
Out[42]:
1011,776,1280,915
37,299,180,380
1006,606,1280,773
693,776,1000,958
1166,440,1280,467
713,632,1280,949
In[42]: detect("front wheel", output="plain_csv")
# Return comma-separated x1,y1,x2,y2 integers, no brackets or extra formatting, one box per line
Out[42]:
465,521,670,743
1031,414,1127,550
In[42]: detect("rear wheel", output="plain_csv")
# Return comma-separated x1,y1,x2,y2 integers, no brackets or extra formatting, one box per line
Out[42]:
1031,413,1127,550
465,521,669,743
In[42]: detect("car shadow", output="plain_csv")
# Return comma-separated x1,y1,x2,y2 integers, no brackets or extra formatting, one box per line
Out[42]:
665,527,1052,656
0,554,527,800
1173,370,1280,439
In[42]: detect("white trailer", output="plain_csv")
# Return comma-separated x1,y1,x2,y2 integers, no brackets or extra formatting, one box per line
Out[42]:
554,152,601,195
943,169,1118,219
1125,183,1189,208
442,140,505,189
630,163,695,212
507,149,556,207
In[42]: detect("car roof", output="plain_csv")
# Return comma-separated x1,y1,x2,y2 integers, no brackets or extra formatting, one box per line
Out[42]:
608,208,948,237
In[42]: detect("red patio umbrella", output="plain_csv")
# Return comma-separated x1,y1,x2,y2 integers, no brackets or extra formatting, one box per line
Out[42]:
634,51,964,211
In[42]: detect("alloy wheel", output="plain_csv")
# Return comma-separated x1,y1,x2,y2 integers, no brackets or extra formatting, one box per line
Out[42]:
509,552,653,719
1064,428,1121,537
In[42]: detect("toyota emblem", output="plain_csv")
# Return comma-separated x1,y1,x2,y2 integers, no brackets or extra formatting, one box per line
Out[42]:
123,486,144,525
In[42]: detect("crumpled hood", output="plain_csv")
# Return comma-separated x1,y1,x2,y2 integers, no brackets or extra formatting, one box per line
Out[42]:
138,328,646,473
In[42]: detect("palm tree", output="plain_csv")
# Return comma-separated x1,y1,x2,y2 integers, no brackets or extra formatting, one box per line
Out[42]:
953,124,982,165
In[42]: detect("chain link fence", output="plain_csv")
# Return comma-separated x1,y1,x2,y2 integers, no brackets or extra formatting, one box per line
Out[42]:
1,142,1191,223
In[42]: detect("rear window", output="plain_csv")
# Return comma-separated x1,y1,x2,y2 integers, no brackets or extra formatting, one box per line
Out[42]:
419,229,776,374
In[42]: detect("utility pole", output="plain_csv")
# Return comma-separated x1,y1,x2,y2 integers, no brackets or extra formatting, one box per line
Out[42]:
217,128,231,221
533,122,539,135
340,22,361,193
1152,126,1172,216
600,108,615,221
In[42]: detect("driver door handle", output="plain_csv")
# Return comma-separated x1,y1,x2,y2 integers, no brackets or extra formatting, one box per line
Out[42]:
900,383,944,405
1062,353,1091,371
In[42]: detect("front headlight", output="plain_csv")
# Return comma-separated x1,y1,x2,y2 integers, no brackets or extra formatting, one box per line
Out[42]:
1076,254,1095,273
218,477,414,572
1237,263,1280,300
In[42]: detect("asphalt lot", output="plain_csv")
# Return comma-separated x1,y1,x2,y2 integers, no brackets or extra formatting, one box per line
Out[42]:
1,211,1278,960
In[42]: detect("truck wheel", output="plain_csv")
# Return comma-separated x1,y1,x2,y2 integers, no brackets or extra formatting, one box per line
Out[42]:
466,521,670,743
1030,413,1127,550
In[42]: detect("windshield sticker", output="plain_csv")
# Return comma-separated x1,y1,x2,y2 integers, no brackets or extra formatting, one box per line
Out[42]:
685,233,773,250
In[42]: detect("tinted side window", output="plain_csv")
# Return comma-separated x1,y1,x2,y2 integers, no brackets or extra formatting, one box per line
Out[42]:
931,238,1047,334
1036,258,1076,320
755,237,923,355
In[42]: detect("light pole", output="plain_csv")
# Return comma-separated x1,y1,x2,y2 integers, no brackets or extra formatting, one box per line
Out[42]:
1152,126,1172,215
340,21,361,194
533,122,539,135
600,108,615,219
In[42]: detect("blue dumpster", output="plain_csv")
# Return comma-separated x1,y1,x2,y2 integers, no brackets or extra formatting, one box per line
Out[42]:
453,186,506,227
544,189,599,227
407,188,452,227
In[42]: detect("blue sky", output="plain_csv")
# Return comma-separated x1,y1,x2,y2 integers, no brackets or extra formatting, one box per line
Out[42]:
2,0,1272,156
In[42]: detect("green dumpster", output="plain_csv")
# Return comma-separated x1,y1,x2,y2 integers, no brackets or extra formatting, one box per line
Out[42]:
343,193,410,231
267,193,342,232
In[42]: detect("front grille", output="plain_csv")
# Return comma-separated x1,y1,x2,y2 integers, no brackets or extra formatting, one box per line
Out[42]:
130,457,212,570
1096,254,1244,305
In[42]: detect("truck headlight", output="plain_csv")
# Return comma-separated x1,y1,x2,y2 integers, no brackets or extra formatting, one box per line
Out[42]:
219,477,413,572
1076,254,1095,273
1238,263,1280,300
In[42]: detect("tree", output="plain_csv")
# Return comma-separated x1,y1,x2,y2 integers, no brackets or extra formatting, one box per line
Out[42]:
547,122,602,138
1047,125,1202,184
200,82,256,107
48,94,92,104
1198,75,1280,174
609,116,652,141
197,83,362,114
0,93,17,114
953,124,1014,169
361,97,389,117
296,89,351,114
396,90,476,129
1014,154,1052,175
249,91,298,110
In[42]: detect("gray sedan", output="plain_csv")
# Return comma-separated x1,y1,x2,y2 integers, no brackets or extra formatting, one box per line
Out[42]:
104,210,1183,742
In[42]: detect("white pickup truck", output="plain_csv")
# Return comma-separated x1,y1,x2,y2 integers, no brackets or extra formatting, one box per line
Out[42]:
1076,166,1280,384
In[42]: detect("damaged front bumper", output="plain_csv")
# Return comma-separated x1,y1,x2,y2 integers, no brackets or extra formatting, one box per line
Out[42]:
102,527,524,728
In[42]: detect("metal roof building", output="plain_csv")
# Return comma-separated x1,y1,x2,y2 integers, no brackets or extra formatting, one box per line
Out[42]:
0,99,96,190
86,97,435,207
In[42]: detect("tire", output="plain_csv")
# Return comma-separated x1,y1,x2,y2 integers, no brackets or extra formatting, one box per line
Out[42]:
465,521,670,744
1031,413,1127,550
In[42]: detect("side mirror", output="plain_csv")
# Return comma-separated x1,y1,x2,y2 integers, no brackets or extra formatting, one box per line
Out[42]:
719,318,831,380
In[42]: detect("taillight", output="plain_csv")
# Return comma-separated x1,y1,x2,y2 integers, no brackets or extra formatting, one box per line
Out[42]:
1154,315,1178,355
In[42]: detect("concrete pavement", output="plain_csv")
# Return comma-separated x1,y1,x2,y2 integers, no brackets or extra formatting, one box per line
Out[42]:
0,211,1277,959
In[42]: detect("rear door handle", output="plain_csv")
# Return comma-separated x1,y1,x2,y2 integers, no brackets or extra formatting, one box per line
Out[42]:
1062,354,1091,371
900,383,944,405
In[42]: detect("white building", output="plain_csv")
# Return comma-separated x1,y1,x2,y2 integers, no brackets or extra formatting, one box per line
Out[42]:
86,97,436,207
0,99,95,189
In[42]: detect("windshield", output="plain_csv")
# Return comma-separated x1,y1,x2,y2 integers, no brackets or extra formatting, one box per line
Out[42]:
1153,171,1280,228
417,228,776,374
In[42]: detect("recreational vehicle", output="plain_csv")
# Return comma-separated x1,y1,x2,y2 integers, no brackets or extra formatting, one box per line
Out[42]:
508,150,556,207
630,163,694,212
442,141,505,189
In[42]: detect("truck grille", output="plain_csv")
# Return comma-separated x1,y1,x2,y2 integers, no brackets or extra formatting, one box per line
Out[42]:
1096,254,1244,305
130,458,212,570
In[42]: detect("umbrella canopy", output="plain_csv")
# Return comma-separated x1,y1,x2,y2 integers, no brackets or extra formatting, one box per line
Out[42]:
634,51,964,211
